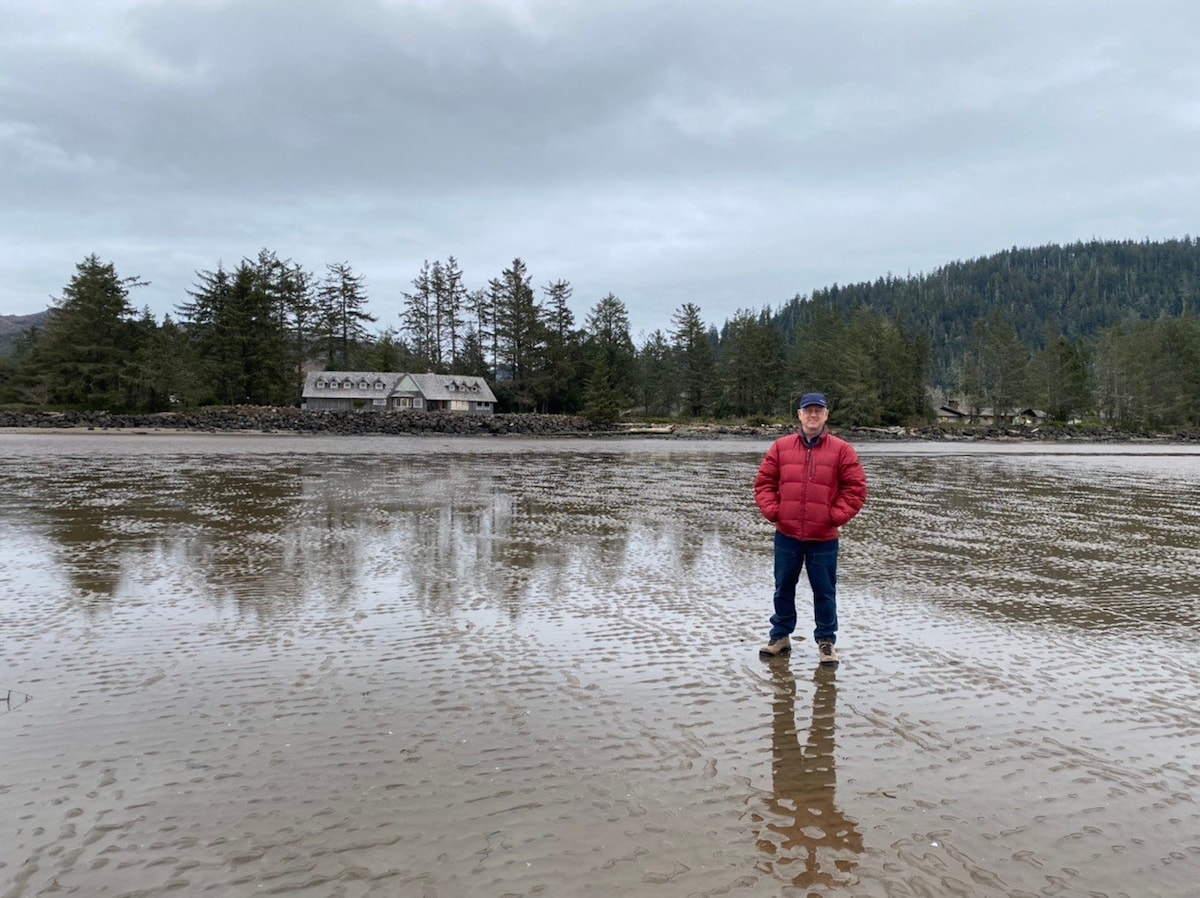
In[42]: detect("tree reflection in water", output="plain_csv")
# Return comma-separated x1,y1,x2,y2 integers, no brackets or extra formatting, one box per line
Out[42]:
754,661,864,891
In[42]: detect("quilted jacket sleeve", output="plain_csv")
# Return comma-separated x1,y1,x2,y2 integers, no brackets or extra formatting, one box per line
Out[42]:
753,441,781,523
829,443,868,527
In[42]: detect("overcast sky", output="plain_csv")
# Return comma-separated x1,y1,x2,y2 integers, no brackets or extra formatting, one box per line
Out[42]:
3,0,1199,339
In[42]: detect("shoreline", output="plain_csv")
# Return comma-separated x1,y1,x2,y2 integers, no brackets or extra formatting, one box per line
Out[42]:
1,407,1197,443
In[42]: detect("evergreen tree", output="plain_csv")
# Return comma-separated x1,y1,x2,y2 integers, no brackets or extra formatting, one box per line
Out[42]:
1029,329,1090,422
178,255,294,406
401,260,438,367
582,351,621,423
583,293,636,412
439,256,468,367
671,303,716,417
832,310,883,426
29,255,147,409
400,256,474,371
452,328,492,379
871,316,930,425
785,301,843,415
717,307,785,417
489,258,544,410
636,329,676,417
978,309,1029,419
178,264,238,404
142,314,196,407
360,327,411,372
1145,317,1200,426
122,306,171,410
237,254,292,404
1099,316,1200,428
1091,327,1125,425
539,279,582,413
956,325,987,419
274,257,318,403
316,262,375,369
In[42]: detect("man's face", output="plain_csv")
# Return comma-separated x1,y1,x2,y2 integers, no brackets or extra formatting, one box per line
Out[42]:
798,404,829,437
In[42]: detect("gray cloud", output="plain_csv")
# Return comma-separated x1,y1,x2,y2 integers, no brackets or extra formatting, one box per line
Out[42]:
3,0,1199,335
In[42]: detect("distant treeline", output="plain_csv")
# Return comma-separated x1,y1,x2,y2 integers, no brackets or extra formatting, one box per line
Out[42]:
2,237,1199,429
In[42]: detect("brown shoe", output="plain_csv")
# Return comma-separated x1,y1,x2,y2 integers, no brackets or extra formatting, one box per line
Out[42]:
760,636,791,657
818,640,839,665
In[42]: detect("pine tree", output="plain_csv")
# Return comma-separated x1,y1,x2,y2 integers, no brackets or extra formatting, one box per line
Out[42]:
273,257,318,403
439,256,468,367
718,307,785,417
636,329,675,417
583,351,621,424
671,303,716,418
29,255,146,409
316,262,376,369
177,254,294,406
178,264,238,404
452,329,491,379
1029,330,1090,422
463,287,496,377
830,310,882,426
979,310,1029,421
539,279,582,413
489,258,545,410
401,260,438,367
584,293,636,412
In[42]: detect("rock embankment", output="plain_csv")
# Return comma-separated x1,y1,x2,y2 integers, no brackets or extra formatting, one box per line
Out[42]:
0,407,604,436
1,407,1197,441
618,421,1200,442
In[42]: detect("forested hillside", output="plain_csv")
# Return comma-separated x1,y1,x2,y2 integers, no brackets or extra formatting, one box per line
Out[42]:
0,311,49,357
775,237,1200,388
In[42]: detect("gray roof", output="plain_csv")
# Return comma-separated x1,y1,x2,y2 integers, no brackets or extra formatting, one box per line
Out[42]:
303,371,405,400
408,373,497,403
302,371,496,404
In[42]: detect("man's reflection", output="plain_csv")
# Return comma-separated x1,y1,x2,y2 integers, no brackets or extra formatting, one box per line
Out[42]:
754,661,864,889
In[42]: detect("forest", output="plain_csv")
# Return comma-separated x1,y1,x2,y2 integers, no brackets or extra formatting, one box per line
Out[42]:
1,236,1198,429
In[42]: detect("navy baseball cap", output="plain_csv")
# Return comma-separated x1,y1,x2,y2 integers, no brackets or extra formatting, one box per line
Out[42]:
798,392,828,409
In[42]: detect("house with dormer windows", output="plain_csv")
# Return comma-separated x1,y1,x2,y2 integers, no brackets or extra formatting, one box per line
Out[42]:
301,372,497,415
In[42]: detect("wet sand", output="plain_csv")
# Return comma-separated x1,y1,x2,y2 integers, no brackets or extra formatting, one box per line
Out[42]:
2,434,1199,897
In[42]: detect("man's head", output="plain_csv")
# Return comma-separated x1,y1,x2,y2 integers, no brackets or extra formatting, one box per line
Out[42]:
796,392,829,438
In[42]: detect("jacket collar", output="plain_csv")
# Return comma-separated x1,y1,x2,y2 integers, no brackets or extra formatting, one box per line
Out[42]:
798,427,826,449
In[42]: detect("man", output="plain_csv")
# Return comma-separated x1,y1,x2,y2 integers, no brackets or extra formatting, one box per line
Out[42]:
754,392,868,664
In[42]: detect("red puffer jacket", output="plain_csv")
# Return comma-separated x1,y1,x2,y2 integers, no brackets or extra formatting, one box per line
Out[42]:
754,430,868,542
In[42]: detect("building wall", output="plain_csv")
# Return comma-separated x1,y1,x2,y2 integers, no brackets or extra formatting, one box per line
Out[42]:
304,397,392,411
301,373,495,414
305,397,354,411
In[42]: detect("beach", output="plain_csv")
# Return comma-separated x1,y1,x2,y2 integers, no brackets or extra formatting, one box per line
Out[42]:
2,433,1198,896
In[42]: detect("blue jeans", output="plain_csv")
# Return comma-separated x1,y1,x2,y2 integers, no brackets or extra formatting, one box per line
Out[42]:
770,533,839,643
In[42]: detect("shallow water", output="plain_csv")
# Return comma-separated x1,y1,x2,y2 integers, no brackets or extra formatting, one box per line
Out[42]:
2,433,1199,897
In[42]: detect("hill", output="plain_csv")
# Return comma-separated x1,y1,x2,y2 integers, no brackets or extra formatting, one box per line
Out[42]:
773,237,1200,387
0,310,50,357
